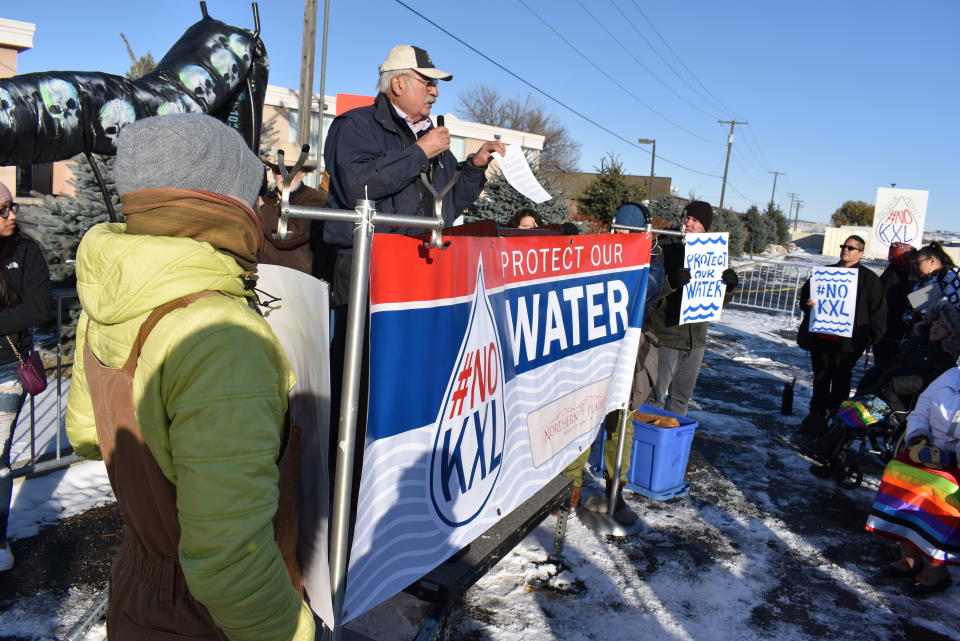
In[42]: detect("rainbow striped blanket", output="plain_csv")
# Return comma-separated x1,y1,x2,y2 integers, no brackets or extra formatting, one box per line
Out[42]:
866,454,960,564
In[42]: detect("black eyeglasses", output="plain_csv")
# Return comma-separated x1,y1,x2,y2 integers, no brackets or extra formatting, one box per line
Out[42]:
839,244,862,252
0,203,18,220
407,74,438,88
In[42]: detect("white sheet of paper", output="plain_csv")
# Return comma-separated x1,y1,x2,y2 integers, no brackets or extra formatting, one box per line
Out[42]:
491,144,553,204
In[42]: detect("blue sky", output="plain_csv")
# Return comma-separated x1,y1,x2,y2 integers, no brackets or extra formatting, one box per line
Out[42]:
6,1,959,231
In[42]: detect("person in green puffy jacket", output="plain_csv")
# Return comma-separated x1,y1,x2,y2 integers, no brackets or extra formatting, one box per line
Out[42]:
66,114,314,641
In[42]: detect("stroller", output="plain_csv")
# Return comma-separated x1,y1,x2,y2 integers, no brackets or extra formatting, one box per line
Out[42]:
803,394,909,489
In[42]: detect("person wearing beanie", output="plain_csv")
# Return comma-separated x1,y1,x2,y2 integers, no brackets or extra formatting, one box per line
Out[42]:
66,114,315,641
875,242,918,363
645,200,738,416
258,141,332,280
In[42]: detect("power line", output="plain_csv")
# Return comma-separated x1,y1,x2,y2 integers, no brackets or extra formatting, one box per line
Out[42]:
518,0,723,146
736,128,772,175
732,156,767,183
627,0,740,118
575,0,721,120
727,181,761,208
391,0,722,177
742,126,773,170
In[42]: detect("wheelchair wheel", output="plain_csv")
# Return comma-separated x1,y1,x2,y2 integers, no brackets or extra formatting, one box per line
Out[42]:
889,430,907,459
834,462,863,489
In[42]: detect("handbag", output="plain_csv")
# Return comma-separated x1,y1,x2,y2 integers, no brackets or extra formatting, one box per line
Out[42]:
5,335,47,396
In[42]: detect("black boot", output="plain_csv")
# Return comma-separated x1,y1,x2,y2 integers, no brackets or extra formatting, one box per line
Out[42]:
800,411,828,438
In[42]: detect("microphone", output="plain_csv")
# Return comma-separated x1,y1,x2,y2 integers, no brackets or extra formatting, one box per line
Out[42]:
435,115,445,169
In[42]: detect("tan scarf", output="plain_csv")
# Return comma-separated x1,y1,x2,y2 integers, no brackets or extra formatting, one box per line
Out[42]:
121,188,262,271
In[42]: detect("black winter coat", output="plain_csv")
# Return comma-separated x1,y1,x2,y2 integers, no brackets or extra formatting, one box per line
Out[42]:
796,261,886,354
0,236,52,366
323,93,487,248
878,263,916,344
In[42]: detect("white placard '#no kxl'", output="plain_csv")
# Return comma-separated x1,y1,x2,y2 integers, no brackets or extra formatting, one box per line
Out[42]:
809,266,858,338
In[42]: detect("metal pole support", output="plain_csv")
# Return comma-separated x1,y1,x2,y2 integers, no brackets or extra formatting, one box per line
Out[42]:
329,199,375,640
577,407,642,537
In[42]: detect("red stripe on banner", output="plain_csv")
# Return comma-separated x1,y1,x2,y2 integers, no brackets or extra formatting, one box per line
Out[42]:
369,232,652,305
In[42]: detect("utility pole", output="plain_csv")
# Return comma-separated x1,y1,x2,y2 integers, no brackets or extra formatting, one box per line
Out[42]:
786,192,798,230
316,0,331,167
296,0,319,149
793,200,804,231
717,119,748,214
638,138,656,177
768,171,784,208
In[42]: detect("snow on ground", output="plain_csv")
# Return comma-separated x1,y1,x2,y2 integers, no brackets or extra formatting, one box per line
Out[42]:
432,306,960,641
8,460,112,541
2,461,111,640
3,288,959,640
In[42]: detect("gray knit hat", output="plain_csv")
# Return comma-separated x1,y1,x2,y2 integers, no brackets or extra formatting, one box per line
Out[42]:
115,114,262,208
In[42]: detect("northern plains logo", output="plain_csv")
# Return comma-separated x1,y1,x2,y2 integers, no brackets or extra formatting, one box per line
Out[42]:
429,260,507,527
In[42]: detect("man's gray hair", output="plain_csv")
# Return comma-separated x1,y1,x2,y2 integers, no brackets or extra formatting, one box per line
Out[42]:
377,69,409,94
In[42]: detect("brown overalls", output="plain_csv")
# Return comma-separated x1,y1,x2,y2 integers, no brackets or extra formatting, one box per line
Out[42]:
84,292,301,640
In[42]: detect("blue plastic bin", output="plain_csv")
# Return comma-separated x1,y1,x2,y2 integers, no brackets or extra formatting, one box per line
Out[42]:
589,403,698,500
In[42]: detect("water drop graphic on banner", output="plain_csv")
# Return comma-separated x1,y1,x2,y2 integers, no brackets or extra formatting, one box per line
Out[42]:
429,259,508,527
875,194,921,245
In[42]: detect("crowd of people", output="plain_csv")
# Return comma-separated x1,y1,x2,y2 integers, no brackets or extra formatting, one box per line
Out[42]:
0,39,955,640
793,234,960,597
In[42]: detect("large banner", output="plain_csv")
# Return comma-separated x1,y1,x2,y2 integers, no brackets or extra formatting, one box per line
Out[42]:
342,232,651,622
680,232,729,325
872,187,929,248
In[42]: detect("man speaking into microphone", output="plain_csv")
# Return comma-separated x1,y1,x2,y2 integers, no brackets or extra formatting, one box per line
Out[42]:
323,44,506,304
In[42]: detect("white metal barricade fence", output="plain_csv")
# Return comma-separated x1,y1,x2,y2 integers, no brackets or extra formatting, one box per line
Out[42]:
727,259,813,325
5,288,83,482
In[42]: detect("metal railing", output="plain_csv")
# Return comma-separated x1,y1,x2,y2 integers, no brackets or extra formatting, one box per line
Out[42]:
4,288,83,481
727,259,812,325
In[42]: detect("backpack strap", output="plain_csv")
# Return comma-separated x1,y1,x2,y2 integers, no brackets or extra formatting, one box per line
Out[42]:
120,291,224,376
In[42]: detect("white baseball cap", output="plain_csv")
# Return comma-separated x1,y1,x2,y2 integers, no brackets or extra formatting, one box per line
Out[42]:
379,45,452,81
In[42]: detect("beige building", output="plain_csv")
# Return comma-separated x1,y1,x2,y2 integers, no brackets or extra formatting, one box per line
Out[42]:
0,17,36,195
811,225,960,264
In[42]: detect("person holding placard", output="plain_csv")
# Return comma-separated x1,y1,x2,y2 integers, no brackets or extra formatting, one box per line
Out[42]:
797,235,887,437
647,201,738,416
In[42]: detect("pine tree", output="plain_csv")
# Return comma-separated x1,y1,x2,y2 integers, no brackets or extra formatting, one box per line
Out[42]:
577,154,646,226
259,112,280,158
741,205,772,254
467,163,570,225
712,208,746,257
764,202,790,246
649,195,682,228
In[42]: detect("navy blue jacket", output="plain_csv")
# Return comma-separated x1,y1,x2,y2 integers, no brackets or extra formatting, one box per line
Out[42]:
323,93,487,247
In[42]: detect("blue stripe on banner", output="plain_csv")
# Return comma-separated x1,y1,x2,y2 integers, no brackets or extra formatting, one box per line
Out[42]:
367,303,470,441
366,268,646,442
